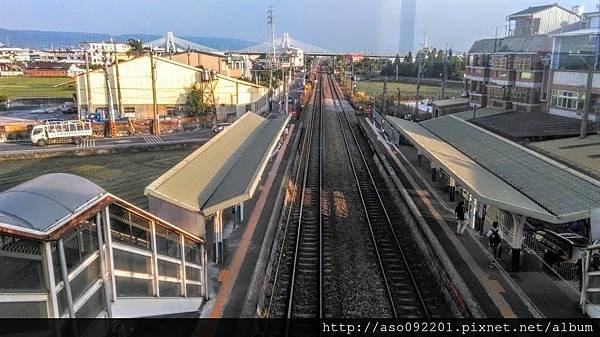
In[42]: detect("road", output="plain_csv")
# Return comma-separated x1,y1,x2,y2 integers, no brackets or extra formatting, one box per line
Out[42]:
0,129,211,153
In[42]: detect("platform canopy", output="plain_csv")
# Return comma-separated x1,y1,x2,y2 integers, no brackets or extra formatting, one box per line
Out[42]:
145,112,289,216
0,173,105,236
386,115,600,223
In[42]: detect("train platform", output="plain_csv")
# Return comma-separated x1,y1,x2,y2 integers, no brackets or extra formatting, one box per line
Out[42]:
203,119,299,318
364,118,586,318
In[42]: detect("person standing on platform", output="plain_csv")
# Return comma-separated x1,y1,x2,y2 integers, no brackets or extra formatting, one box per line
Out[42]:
455,201,467,235
487,221,503,268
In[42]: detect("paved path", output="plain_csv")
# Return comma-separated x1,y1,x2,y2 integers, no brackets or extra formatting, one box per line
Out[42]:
0,129,211,154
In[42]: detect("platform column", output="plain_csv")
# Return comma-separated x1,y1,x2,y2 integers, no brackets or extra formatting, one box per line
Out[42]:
417,149,423,167
509,214,526,273
213,210,224,264
239,201,245,223
431,164,437,182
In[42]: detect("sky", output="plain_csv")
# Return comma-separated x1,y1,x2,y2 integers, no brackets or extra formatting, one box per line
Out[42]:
1,0,600,53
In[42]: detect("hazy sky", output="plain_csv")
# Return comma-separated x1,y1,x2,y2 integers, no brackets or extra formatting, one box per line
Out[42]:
1,0,599,53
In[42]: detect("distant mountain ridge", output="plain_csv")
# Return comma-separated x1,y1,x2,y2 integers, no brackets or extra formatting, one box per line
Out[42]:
0,28,255,51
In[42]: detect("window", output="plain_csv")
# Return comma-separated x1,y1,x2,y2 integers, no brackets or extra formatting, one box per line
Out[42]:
551,90,585,110
186,284,203,298
514,55,538,70
115,276,153,297
75,285,106,318
110,205,152,251
155,226,181,259
184,239,202,265
113,249,152,274
159,281,182,297
61,220,98,272
157,259,181,279
520,72,532,80
186,266,202,282
0,301,47,318
69,259,101,302
490,56,507,69
0,234,45,293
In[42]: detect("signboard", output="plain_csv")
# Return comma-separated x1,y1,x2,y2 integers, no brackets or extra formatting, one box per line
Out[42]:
123,112,136,119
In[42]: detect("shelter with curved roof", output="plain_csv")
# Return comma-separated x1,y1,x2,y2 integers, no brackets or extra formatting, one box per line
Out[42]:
0,173,208,319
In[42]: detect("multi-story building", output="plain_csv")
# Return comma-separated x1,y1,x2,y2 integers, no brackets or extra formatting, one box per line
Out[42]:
464,4,581,112
83,42,132,65
548,10,600,121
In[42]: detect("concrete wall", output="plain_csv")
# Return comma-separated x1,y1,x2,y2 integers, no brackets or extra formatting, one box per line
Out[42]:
148,195,206,239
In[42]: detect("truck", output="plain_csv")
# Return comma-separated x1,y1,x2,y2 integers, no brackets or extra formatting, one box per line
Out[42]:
30,120,93,147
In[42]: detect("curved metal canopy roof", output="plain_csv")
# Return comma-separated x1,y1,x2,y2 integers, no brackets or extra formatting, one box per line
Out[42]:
0,173,106,233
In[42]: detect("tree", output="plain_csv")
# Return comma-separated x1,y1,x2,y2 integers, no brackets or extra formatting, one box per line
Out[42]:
126,39,145,55
186,86,206,118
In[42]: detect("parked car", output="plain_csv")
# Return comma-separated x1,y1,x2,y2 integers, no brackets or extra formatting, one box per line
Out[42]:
212,123,231,134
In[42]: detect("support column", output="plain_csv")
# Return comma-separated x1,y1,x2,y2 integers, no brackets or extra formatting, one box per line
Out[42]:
58,239,75,317
95,213,112,317
417,149,423,167
448,176,456,202
431,165,437,182
239,201,245,223
510,214,526,273
213,210,224,264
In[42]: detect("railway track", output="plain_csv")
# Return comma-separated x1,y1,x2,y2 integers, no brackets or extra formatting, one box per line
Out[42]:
264,63,446,320
265,66,324,319
326,69,430,319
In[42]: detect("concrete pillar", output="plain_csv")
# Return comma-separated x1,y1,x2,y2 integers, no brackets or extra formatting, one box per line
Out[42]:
510,214,526,273
213,210,224,264
417,149,423,167
239,201,245,223
448,176,456,202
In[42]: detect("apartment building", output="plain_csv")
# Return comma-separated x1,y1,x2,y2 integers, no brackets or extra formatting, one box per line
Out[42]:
548,11,600,121
464,4,581,112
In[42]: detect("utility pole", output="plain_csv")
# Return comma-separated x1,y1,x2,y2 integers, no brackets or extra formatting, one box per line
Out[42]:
102,51,116,138
381,76,388,115
84,51,92,121
415,51,423,118
395,61,399,82
441,44,448,99
112,39,123,119
397,88,401,117
150,51,160,135
268,6,276,112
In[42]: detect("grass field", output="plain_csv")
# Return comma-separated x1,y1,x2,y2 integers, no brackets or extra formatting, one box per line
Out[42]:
0,148,196,209
0,77,75,98
356,81,462,99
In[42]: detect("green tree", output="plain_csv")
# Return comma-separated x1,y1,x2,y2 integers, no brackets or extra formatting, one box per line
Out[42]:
126,39,145,55
186,86,205,117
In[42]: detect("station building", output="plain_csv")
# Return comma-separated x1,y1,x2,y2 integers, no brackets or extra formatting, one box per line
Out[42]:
75,55,269,121
0,173,208,318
